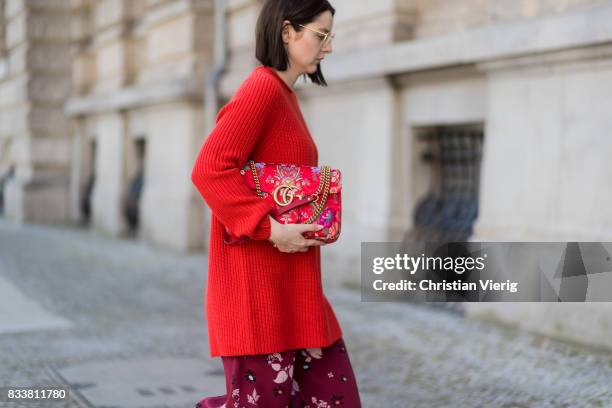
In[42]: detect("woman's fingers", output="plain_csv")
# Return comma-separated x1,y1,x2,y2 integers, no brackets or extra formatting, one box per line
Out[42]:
288,240,325,252
304,239,325,246
272,227,327,252
295,223,324,233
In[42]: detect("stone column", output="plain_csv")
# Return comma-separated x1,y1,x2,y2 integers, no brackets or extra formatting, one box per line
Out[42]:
135,0,212,251
90,112,127,235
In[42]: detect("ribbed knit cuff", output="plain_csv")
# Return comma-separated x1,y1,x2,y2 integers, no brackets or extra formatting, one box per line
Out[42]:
251,211,272,241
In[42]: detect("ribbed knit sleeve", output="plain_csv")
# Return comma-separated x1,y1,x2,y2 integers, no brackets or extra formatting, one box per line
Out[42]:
191,73,280,241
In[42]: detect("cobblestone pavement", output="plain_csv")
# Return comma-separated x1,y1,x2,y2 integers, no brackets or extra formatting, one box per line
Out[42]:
0,218,611,408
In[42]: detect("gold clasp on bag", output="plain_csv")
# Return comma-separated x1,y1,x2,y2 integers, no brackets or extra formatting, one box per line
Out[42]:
273,182,298,206
249,160,331,224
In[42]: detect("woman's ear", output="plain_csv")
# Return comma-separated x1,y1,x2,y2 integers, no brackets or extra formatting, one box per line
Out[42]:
281,20,291,44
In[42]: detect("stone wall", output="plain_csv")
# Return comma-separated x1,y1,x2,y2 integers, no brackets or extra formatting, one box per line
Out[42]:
413,0,607,38
0,0,74,222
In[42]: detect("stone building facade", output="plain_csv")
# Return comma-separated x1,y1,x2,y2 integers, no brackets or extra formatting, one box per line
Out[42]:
1,0,612,349
0,0,74,222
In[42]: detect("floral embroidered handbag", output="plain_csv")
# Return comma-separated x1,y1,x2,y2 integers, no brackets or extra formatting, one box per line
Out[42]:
224,160,342,245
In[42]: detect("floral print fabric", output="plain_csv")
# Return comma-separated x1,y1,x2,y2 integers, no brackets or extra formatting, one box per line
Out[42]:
196,337,361,408
236,162,342,244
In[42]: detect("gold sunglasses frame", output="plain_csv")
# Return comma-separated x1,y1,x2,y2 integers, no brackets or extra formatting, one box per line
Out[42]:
297,23,335,47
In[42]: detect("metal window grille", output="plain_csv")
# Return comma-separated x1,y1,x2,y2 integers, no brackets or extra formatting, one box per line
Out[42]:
407,125,484,242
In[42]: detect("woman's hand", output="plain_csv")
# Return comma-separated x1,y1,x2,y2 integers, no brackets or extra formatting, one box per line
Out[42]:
268,215,327,253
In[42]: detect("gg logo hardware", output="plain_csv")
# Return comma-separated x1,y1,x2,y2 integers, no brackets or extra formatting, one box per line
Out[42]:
273,181,298,206
248,160,332,225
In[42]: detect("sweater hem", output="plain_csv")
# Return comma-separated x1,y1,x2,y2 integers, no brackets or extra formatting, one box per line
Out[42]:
209,330,343,358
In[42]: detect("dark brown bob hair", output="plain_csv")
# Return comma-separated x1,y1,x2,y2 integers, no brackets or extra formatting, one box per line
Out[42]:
255,0,336,86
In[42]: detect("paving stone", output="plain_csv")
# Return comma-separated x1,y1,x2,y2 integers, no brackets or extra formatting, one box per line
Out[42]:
55,358,224,408
0,275,72,335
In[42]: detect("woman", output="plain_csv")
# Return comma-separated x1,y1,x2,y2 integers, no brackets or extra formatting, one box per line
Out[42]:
191,0,361,406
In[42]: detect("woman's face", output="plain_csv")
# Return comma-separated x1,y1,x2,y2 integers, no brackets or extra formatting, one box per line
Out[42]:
282,11,334,75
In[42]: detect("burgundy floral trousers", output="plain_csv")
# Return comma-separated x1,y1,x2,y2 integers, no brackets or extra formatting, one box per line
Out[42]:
196,337,362,408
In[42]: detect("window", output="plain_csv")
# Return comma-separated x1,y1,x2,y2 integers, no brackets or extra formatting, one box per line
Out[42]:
123,137,146,234
408,124,484,242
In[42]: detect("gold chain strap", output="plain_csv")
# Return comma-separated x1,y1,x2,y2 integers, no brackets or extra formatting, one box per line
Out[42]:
249,160,331,224
249,160,266,198
306,165,330,223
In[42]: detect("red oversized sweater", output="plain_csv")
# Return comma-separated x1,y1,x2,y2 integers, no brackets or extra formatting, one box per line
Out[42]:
191,65,343,357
